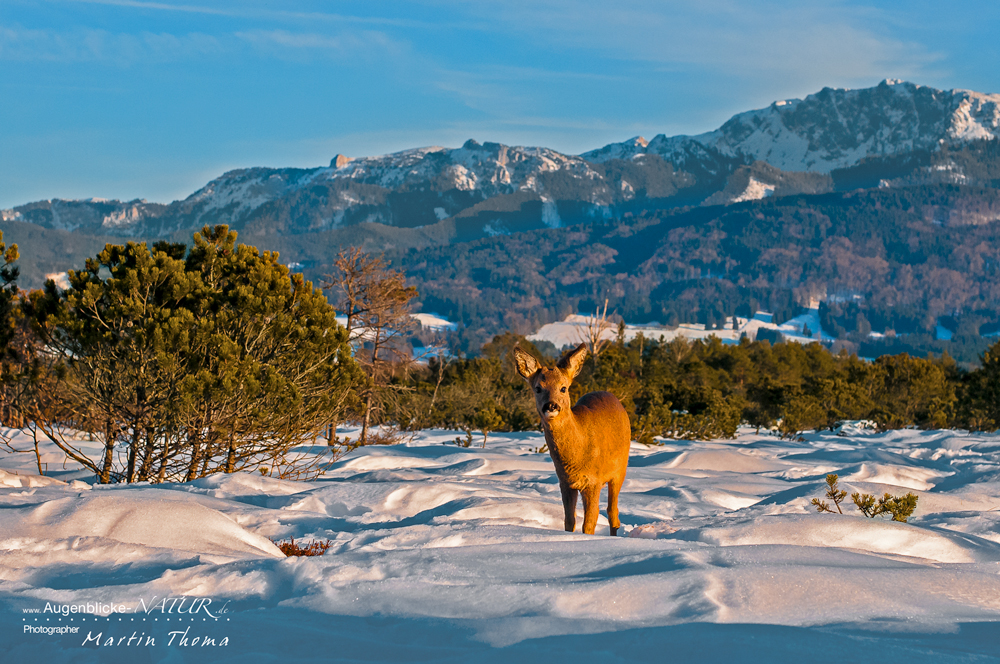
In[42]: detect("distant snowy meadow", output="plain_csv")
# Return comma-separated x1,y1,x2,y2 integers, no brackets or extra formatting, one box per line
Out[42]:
3,426,1000,662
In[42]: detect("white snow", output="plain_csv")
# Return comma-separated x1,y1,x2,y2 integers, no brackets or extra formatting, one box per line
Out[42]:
730,177,775,203
5,424,1000,659
411,312,457,332
43,272,70,290
541,196,561,228
528,308,832,350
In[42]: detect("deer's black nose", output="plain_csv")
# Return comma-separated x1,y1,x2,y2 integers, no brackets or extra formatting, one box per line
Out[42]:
543,402,560,413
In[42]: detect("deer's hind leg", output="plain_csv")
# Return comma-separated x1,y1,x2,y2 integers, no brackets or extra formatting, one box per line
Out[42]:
559,479,578,532
607,476,623,537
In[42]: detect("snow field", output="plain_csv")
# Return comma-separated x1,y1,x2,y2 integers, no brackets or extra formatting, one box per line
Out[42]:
3,426,1000,661
527,308,833,351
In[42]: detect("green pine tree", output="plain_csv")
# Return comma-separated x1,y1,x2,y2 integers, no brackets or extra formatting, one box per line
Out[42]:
26,226,363,483
811,474,847,514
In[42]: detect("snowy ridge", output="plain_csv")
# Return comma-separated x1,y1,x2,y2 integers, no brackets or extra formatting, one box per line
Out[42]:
110,140,609,232
315,139,603,197
585,80,1000,173
577,135,649,163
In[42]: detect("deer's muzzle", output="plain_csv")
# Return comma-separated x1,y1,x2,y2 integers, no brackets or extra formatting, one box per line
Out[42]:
542,402,560,414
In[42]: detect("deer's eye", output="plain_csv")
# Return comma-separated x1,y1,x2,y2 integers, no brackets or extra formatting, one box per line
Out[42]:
534,386,541,394
561,387,567,393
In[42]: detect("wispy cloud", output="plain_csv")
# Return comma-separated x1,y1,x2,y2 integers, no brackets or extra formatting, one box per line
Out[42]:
60,0,232,16
447,0,946,88
0,23,409,66
234,28,405,60
0,24,223,63
56,0,446,29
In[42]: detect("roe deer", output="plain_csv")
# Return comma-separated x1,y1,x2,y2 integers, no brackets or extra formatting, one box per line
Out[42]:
513,343,630,535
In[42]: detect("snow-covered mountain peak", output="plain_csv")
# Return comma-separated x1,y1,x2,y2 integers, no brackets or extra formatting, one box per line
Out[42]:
584,81,1000,173
311,140,600,195
581,135,651,162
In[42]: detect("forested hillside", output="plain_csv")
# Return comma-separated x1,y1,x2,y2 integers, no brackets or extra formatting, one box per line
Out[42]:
364,184,1000,361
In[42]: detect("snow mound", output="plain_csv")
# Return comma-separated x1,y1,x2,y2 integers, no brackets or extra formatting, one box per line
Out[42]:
185,472,313,497
689,514,1000,563
843,462,950,490
667,449,787,473
630,522,678,538
0,491,282,562
0,469,66,488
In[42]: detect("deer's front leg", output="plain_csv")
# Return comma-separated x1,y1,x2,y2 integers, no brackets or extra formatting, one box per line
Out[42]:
581,485,601,535
559,480,578,532
607,477,622,536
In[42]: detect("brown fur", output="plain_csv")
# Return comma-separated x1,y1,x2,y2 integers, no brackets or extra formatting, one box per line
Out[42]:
513,343,631,535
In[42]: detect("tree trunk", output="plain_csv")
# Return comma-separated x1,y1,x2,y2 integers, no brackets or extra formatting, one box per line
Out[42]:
32,427,44,476
199,449,211,478
156,437,169,483
137,427,156,481
426,356,446,422
126,422,141,483
360,390,373,446
225,431,237,473
100,419,116,484
185,430,201,482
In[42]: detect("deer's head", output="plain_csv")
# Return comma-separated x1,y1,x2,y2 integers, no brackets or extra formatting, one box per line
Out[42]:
513,343,588,423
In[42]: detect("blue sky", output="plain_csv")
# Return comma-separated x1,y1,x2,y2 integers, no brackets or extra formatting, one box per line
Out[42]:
2,0,999,208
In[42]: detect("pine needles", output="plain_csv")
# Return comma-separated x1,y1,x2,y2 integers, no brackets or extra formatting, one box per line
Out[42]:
851,491,919,522
811,473,919,523
811,474,847,514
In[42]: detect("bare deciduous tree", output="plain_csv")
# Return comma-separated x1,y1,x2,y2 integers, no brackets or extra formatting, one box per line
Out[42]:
577,298,614,365
323,248,418,446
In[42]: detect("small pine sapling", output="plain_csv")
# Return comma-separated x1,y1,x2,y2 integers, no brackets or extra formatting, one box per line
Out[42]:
880,492,919,522
811,473,847,514
851,492,881,517
851,491,919,522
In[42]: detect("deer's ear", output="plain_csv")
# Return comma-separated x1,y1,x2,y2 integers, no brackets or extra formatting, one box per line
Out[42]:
558,343,588,379
512,347,540,380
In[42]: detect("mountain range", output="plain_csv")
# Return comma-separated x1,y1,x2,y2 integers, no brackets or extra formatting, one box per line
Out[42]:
5,79,1000,262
